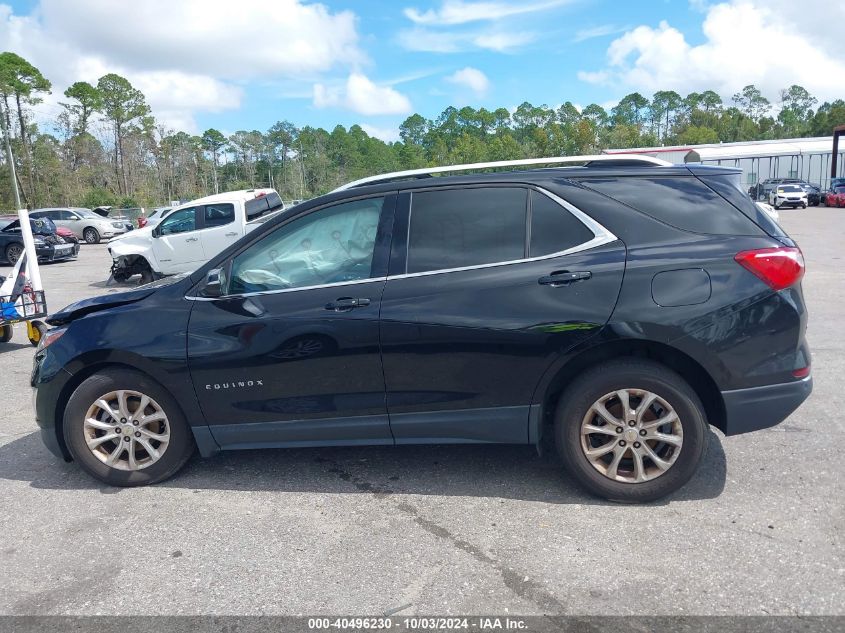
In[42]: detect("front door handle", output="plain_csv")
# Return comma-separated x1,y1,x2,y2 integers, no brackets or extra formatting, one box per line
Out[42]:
325,297,371,311
185,237,198,242
225,232,238,237
538,270,592,286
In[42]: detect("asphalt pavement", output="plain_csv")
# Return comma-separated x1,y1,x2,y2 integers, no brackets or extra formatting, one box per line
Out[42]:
0,209,842,615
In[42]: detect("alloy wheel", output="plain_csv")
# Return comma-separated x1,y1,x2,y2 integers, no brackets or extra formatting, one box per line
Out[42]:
6,244,23,264
580,389,683,483
82,389,171,471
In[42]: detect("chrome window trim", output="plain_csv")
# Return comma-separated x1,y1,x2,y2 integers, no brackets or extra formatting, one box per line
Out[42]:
186,276,388,302
395,186,617,280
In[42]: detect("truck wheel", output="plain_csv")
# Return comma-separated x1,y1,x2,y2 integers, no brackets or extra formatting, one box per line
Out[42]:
555,359,708,503
0,324,11,343
63,368,195,486
83,227,100,244
139,268,155,284
5,243,23,264
112,270,130,283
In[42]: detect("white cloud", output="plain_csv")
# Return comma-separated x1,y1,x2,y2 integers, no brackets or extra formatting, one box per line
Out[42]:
578,1,845,103
404,0,572,25
360,124,401,143
573,24,630,43
313,73,412,116
0,0,366,131
398,27,535,53
445,67,490,97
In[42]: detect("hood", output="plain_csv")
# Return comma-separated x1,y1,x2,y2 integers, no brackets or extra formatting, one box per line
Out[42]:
108,225,155,257
47,287,155,326
47,274,188,326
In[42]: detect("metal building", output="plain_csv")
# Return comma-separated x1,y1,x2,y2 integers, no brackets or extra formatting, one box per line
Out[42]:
603,137,844,190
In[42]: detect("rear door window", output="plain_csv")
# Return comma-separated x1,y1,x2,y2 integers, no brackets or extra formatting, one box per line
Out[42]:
529,190,595,257
578,176,763,235
204,203,235,228
406,187,527,274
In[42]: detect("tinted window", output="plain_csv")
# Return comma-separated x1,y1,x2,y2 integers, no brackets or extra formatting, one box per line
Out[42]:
579,176,762,235
529,191,594,257
407,187,526,274
229,197,383,294
60,210,77,220
204,203,235,228
701,174,786,238
159,207,197,235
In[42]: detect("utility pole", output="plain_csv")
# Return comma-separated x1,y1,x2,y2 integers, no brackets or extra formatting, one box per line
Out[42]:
0,98,22,209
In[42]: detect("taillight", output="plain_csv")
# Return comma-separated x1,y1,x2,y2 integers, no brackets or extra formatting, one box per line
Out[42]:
734,246,804,291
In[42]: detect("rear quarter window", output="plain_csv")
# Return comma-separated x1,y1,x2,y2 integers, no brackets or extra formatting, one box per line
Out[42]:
700,174,787,238
578,176,764,236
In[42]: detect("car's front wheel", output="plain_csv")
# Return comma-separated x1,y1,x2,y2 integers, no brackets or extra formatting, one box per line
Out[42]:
555,359,708,503
5,243,23,264
63,368,195,486
83,227,100,244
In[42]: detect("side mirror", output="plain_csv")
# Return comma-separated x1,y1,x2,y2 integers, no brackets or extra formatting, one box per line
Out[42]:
200,268,224,298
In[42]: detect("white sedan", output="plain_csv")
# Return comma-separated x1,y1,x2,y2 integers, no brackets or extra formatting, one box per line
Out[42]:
768,184,808,209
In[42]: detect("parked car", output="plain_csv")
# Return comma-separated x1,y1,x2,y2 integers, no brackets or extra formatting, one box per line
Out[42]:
799,184,821,206
54,226,80,257
30,207,128,244
0,215,77,264
768,184,808,209
824,185,845,208
821,179,845,205
137,207,171,229
32,157,812,502
108,189,285,282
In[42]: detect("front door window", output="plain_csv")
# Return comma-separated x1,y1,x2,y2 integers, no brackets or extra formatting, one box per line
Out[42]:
229,197,383,294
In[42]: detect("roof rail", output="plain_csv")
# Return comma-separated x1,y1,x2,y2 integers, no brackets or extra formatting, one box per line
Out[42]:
333,154,673,192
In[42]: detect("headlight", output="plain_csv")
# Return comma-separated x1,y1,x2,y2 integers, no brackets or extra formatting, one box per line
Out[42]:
33,237,45,245
36,327,66,352
111,222,125,228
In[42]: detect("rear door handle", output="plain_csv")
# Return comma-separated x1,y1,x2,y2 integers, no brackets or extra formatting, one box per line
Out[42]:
325,297,371,311
185,237,198,242
538,270,592,286
225,232,238,237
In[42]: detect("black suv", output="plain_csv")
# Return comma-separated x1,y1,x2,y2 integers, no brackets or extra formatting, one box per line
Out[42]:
31,158,812,502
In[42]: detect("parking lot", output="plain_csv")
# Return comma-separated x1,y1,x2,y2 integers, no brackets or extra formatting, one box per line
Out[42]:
0,207,843,616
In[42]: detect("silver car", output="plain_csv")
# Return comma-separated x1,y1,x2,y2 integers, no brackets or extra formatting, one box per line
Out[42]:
30,207,129,244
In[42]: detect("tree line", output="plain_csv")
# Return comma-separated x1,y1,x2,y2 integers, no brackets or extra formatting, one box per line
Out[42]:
0,51,843,209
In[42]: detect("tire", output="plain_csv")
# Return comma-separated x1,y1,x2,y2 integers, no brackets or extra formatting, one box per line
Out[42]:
111,270,130,283
139,268,155,285
63,368,195,486
554,359,708,503
801,202,807,209
83,227,100,244
0,324,11,343
27,320,46,346
5,242,23,264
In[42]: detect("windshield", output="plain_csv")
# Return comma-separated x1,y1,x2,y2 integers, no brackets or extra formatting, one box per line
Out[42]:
778,185,802,192
75,209,101,219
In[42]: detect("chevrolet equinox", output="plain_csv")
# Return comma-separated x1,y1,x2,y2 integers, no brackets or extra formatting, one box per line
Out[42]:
31,156,812,502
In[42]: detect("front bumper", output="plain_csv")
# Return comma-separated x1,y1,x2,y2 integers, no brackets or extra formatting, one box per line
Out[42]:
37,244,76,262
721,375,812,436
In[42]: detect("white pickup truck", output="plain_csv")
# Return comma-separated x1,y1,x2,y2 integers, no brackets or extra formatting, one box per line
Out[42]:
108,189,285,283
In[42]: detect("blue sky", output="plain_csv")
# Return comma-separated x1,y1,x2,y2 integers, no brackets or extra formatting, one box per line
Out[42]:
0,0,839,141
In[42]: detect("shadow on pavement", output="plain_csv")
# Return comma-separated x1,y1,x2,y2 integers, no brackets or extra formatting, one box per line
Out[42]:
0,429,727,505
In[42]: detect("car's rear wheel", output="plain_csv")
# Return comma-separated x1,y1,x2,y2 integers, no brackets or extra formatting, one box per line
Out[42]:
83,227,100,244
63,368,195,486
555,359,708,503
0,324,11,343
5,243,23,264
